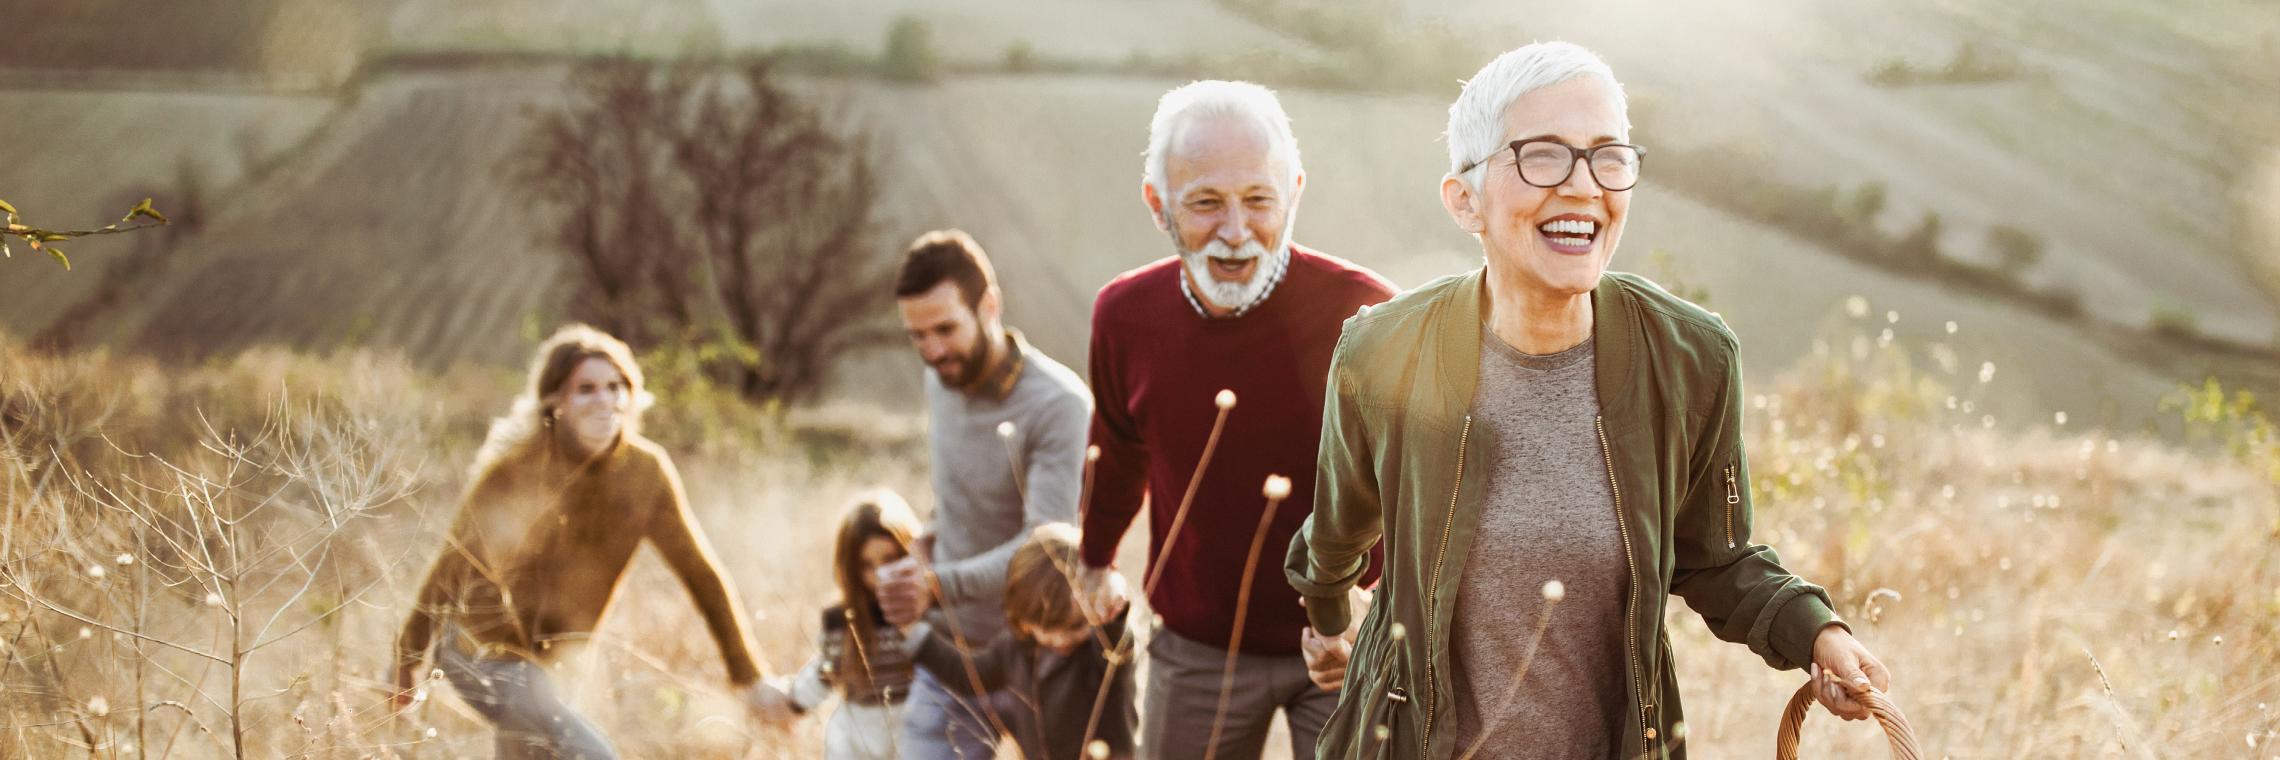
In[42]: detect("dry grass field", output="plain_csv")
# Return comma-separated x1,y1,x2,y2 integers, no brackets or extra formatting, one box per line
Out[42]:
4,302,2275,757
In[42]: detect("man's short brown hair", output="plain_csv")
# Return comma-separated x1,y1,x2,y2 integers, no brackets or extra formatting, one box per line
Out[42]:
1003,523,1087,633
895,229,998,310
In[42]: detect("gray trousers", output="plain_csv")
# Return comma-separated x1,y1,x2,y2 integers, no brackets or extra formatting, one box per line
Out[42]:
436,626,618,760
1143,626,1337,760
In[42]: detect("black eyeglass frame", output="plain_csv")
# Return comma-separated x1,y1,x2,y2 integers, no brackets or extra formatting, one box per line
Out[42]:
1459,139,1648,191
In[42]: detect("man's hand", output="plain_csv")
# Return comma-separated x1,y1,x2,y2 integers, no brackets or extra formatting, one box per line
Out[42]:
1809,624,1892,721
1075,563,1129,624
1299,585,1372,692
876,556,935,627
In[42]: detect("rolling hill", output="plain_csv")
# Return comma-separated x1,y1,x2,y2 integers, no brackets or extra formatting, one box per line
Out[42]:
2,0,2272,430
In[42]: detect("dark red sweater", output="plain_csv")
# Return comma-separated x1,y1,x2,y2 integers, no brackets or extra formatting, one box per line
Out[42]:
1081,246,1392,655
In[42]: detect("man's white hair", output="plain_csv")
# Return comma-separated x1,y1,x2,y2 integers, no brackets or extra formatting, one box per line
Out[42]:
1143,80,1303,199
1445,41,1628,190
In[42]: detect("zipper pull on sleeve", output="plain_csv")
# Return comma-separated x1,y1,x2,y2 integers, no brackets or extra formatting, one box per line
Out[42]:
1724,463,1740,549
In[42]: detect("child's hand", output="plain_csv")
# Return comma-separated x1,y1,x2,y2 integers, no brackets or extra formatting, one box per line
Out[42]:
740,679,798,724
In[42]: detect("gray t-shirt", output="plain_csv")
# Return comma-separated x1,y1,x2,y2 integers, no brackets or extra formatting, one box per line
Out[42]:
924,338,1092,641
1447,327,1628,758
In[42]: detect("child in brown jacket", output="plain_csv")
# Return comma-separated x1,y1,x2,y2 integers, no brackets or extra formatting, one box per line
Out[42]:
905,523,1137,760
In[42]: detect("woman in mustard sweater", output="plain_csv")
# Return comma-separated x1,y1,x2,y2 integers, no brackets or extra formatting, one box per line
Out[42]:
391,324,776,758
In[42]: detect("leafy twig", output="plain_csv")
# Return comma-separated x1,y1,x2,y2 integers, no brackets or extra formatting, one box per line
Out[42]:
1,197,170,270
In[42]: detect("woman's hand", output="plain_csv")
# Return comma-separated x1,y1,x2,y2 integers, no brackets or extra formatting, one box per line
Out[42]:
388,658,424,710
1298,585,1371,692
1809,624,1891,721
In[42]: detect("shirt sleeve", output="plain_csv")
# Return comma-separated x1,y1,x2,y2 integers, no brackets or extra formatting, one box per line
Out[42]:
911,627,1014,696
644,448,767,685
931,386,1091,604
1081,304,1150,568
788,653,833,713
1285,322,1383,635
1667,335,1842,670
394,466,515,667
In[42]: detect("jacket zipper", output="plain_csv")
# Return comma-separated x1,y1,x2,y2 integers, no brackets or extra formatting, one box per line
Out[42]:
1422,414,1469,759
1597,416,1653,749
1724,463,1740,550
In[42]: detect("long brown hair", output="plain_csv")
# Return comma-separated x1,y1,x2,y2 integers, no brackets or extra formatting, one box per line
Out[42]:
833,489,921,645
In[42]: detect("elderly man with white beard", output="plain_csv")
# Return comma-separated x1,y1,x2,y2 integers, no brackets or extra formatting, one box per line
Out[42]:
1075,80,1395,760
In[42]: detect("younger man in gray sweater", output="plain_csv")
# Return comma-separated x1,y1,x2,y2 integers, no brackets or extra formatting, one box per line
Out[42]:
880,229,1092,760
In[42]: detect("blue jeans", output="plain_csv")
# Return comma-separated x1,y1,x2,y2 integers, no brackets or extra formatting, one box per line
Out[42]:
899,668,1013,760
436,625,617,760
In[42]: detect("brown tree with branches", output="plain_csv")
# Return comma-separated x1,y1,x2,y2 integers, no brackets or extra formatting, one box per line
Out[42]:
515,56,897,405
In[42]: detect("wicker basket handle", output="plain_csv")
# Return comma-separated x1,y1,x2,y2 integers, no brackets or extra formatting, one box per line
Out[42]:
1773,678,1922,760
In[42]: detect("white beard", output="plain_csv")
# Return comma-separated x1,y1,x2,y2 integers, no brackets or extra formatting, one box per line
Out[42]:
1179,236,1290,314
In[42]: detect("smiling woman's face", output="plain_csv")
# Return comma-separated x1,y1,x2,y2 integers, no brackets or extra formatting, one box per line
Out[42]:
1450,76,1632,299
557,356,629,454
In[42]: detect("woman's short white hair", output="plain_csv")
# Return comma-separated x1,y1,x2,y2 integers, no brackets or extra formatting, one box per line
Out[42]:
1143,80,1303,198
1446,41,1628,190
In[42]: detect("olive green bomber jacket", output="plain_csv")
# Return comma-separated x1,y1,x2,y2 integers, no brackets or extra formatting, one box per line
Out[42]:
1284,269,1844,760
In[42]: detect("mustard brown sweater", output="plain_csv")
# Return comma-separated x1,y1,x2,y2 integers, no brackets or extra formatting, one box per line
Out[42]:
395,432,764,685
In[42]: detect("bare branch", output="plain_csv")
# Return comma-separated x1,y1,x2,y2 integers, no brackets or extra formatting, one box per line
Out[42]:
0,568,226,664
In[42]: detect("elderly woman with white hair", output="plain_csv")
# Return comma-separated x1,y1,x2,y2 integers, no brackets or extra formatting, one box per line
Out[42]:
1286,42,1892,759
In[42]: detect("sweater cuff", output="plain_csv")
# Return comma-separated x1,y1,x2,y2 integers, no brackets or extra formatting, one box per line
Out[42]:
1767,588,1844,670
930,563,969,605
898,621,934,659
1079,533,1119,569
1301,594,1350,636
1284,532,1368,601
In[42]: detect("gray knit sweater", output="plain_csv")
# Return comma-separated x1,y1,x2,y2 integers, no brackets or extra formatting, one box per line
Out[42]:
922,336,1091,641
